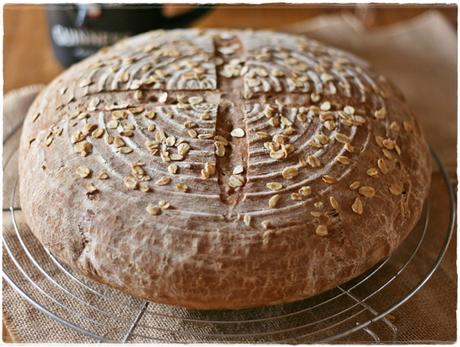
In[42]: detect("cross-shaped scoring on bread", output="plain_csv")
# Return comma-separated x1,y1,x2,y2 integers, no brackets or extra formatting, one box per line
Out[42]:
20,29,431,309
30,29,414,234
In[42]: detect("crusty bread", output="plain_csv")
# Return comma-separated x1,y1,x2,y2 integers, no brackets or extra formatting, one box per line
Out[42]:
18,29,431,309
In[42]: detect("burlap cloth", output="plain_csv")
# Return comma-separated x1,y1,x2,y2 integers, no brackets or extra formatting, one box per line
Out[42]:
2,11,457,343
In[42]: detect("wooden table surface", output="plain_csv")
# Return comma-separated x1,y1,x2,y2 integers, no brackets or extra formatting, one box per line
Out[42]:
2,4,457,343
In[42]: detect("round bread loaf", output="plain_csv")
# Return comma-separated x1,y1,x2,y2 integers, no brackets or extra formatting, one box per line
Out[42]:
19,29,431,309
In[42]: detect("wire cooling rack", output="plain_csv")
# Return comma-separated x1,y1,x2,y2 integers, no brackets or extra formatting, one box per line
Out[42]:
2,150,455,343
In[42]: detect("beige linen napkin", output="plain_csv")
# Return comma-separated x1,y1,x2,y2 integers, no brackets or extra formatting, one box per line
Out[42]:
3,11,456,343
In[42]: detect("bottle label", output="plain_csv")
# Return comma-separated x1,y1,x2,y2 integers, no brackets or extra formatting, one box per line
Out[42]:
51,24,129,48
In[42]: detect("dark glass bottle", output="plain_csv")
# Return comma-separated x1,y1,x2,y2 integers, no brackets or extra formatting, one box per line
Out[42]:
46,4,212,67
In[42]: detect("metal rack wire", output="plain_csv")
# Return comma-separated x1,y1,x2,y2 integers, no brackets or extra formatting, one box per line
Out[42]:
2,150,455,343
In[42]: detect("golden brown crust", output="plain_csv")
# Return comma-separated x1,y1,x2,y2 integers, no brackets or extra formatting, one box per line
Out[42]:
18,29,431,309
